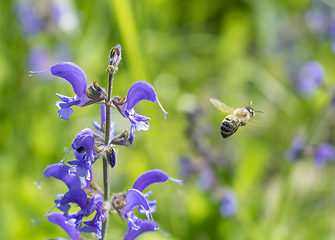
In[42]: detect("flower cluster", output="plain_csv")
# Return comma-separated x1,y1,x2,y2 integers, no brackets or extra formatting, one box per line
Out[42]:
33,45,181,240
285,134,335,167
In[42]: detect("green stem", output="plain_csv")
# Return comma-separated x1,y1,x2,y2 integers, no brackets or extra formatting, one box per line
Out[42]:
101,70,114,240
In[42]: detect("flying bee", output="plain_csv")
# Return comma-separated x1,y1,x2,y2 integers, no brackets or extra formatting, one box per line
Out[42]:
210,98,264,139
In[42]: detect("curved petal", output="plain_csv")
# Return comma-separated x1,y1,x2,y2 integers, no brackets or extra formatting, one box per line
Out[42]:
122,189,151,220
71,128,95,161
133,169,182,192
126,81,157,110
51,62,87,98
43,163,81,190
60,188,88,210
124,220,159,240
47,213,80,240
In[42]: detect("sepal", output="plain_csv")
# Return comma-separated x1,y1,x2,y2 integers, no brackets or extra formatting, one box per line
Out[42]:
83,82,107,107
111,130,134,146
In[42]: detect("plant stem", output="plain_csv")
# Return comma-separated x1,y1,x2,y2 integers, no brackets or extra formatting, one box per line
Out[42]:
101,70,114,240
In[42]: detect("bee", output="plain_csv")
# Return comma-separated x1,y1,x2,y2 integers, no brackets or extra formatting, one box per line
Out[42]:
210,98,263,139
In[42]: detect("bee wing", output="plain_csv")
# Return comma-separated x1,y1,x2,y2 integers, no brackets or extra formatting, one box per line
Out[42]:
210,98,235,113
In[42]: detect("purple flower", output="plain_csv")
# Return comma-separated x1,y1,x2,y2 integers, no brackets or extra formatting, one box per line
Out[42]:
124,220,159,240
117,170,181,238
37,163,81,190
30,62,90,120
81,194,105,238
15,2,44,34
47,213,80,240
285,135,305,161
60,128,95,188
219,191,238,218
119,81,167,136
296,61,324,95
28,47,52,79
197,167,215,191
314,143,335,166
52,62,90,120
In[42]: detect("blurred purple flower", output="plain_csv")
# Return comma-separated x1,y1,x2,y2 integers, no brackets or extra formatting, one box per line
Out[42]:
219,191,238,217
197,167,215,191
28,47,52,79
285,135,305,161
119,81,167,137
314,143,335,166
179,156,194,179
296,61,324,95
16,2,44,34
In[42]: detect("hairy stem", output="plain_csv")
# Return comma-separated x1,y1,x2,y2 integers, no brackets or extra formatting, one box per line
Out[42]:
101,70,114,240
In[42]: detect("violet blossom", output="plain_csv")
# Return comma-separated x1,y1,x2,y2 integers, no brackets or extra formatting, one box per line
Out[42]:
295,61,324,95
30,62,90,120
119,81,167,137
219,191,238,218
285,135,305,161
65,128,95,187
314,143,335,166
47,213,80,240
114,170,182,239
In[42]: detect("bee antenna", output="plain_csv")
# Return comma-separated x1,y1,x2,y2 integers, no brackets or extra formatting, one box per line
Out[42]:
256,110,265,113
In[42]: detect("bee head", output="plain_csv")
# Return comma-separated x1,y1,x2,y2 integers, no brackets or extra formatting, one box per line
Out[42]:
245,106,255,117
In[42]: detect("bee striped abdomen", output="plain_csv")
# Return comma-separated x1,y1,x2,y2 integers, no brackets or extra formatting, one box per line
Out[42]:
220,116,241,139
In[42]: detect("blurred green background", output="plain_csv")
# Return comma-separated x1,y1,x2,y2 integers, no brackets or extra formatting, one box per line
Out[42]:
1,0,335,239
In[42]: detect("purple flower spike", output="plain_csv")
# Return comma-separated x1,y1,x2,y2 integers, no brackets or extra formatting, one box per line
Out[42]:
133,169,182,192
43,163,81,190
314,143,335,166
124,220,159,240
50,62,90,120
60,188,88,210
71,128,95,161
47,213,80,240
120,81,167,135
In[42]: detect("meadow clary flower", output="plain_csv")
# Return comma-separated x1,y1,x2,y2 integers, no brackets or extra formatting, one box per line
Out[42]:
47,213,80,240
296,61,324,95
220,191,238,217
119,81,167,136
51,62,90,120
285,135,305,161
117,170,182,238
65,128,95,187
15,2,44,34
37,163,81,190
314,143,335,166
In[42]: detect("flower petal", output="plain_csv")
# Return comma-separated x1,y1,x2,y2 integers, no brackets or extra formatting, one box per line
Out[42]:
133,169,182,192
51,62,87,98
43,163,81,190
126,81,157,110
124,220,159,240
60,188,88,210
71,128,95,161
122,189,152,220
47,213,80,240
